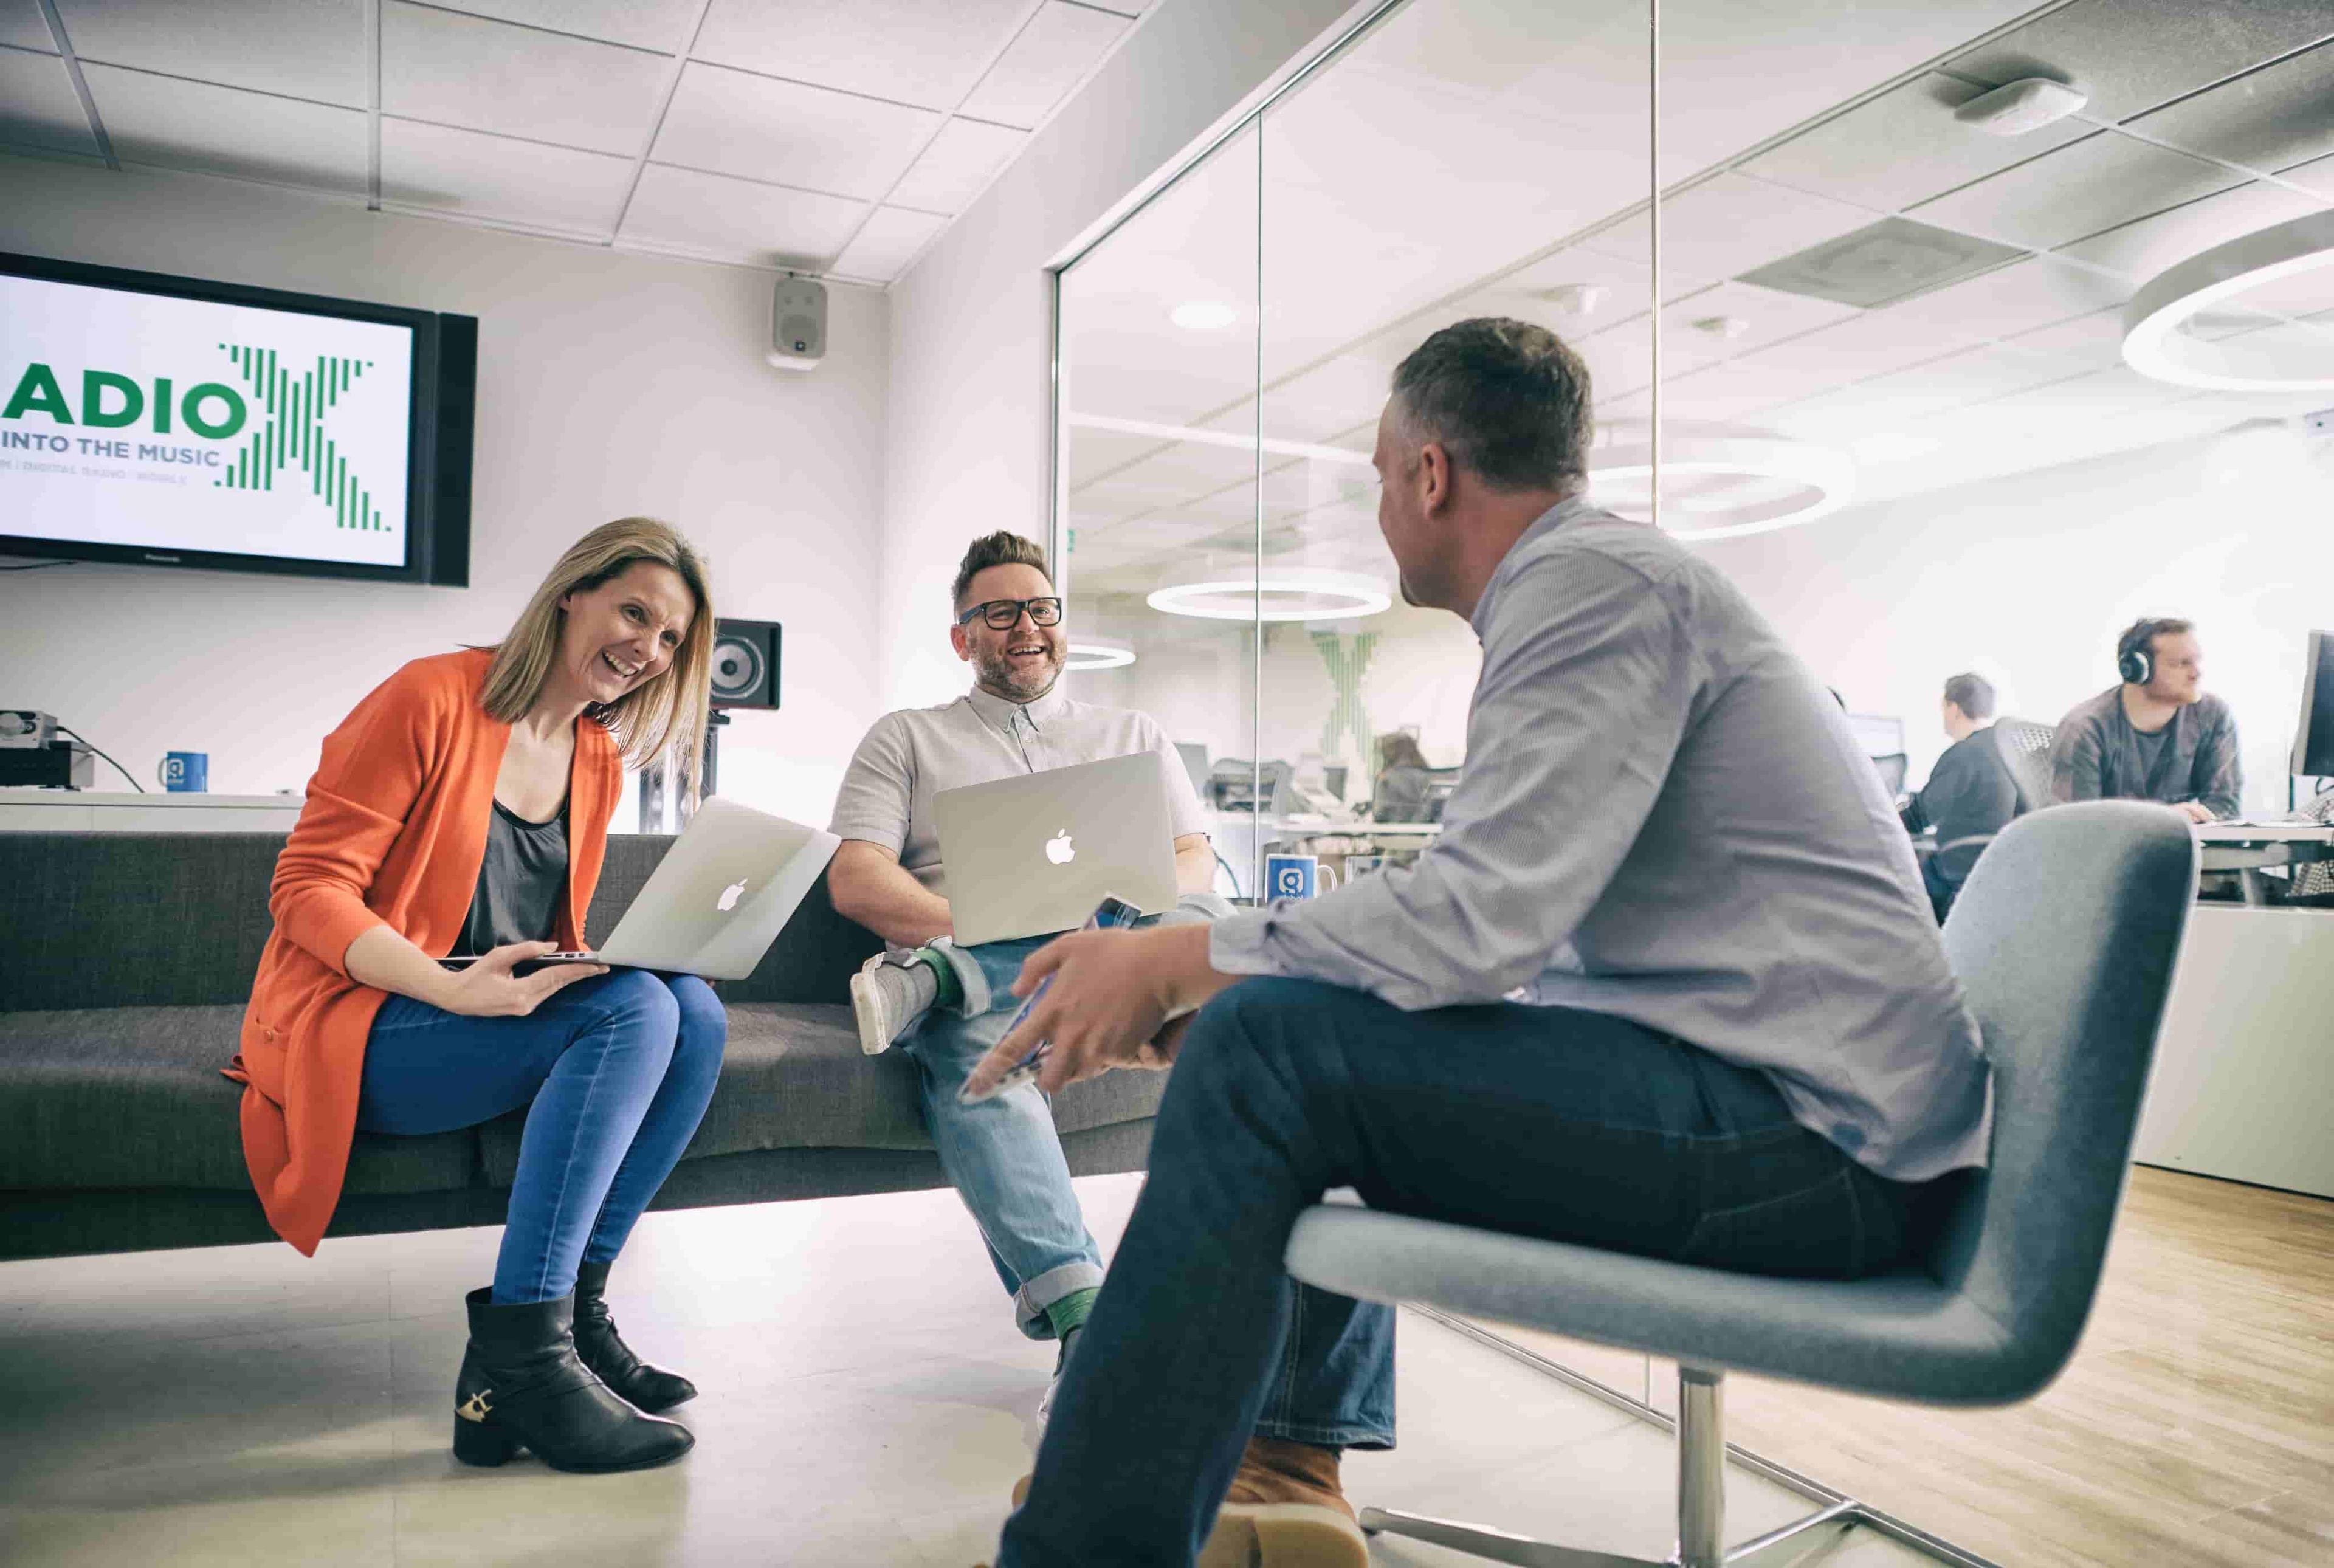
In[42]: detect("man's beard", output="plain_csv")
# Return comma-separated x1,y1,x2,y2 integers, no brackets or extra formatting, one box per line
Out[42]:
977,645,1062,701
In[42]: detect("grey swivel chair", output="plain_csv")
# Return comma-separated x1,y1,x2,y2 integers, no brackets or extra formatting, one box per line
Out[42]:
1284,801,2195,1567
1990,717,2057,814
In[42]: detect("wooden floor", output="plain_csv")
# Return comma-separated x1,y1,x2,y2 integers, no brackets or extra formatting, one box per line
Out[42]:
1495,1167,2334,1568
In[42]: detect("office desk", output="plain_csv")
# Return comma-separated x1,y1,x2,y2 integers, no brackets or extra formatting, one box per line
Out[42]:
0,789,306,833
2191,821,2334,904
1205,812,1441,898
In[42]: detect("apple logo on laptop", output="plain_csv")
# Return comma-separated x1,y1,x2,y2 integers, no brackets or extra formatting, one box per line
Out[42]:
717,878,748,912
1045,831,1075,866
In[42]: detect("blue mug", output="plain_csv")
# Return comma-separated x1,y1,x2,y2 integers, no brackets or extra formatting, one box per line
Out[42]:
1265,853,1338,901
157,751,208,792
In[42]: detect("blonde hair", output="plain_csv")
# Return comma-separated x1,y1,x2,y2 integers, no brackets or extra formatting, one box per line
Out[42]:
481,518,716,805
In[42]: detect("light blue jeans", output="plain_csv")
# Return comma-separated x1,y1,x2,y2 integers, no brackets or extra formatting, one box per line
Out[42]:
900,934,1106,1339
900,895,1234,1339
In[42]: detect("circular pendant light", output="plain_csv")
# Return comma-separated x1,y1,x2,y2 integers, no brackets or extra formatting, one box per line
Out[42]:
1065,637,1136,670
2122,210,2334,392
1147,569,1391,621
1589,432,1855,540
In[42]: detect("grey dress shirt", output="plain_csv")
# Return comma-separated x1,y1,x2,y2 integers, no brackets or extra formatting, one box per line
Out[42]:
2050,686,2242,819
1211,498,1993,1184
830,683,1209,897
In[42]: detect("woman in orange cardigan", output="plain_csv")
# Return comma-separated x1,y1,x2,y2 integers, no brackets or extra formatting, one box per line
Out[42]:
236,517,723,1476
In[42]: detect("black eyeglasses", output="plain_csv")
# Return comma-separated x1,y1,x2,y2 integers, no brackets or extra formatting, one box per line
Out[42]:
957,597,1064,630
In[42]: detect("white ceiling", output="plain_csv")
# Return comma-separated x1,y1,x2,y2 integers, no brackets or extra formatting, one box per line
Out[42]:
1058,0,2334,596
0,0,1151,283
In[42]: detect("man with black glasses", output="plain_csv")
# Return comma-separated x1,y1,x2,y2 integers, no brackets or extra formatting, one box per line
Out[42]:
826,530,1219,1418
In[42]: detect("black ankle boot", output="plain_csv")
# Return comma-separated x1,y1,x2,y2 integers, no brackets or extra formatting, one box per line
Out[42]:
452,1287,694,1473
572,1259,699,1413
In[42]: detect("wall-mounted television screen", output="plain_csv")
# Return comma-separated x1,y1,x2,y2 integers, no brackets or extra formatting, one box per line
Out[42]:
1,250,473,585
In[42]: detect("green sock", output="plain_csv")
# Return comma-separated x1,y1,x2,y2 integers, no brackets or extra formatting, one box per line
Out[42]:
1045,1287,1100,1341
912,946,962,1008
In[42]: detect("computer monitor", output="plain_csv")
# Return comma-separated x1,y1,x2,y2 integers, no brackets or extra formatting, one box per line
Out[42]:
1174,741,1211,796
2294,630,2334,777
1844,713,1905,758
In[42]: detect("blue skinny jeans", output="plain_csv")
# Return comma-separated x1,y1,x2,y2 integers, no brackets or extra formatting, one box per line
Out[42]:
357,969,726,1304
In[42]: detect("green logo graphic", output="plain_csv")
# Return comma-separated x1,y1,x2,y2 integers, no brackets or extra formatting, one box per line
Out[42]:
212,343,385,531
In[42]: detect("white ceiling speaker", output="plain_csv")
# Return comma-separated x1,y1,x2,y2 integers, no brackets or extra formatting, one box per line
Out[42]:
1147,569,1391,622
1589,431,1854,540
1066,637,1136,670
2122,210,2334,392
1690,315,1750,339
1952,77,2088,136
768,276,827,371
1536,283,1609,315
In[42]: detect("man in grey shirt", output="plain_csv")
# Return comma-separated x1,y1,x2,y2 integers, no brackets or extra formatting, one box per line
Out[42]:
825,530,1217,1400
2052,617,2241,822
979,320,1994,1568
1901,672,2020,920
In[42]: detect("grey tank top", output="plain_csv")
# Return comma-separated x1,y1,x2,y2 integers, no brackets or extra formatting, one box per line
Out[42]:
455,799,570,957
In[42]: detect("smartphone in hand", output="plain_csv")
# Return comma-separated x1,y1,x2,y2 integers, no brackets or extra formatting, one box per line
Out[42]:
958,894,1143,1105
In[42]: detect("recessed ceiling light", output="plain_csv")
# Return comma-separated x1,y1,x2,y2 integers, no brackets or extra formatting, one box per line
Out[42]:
1147,569,1391,622
2122,211,2334,392
1170,300,1239,331
1589,432,1854,539
1065,638,1136,670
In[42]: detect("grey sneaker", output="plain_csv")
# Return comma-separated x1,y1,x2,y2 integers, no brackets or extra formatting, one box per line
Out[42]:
1029,1326,1080,1447
850,952,936,1056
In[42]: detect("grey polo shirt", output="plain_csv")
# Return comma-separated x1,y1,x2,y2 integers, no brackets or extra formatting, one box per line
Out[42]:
1211,498,1994,1185
829,683,1210,897
2050,685,2241,819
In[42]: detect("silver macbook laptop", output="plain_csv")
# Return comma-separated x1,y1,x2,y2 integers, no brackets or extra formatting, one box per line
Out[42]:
455,797,839,979
934,753,1180,946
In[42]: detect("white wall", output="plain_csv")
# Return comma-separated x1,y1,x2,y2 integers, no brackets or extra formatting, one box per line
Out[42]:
879,0,1363,712
0,154,889,827
1699,424,2334,813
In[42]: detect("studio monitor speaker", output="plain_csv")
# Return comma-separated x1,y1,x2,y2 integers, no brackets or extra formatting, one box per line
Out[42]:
769,277,827,371
710,617,782,709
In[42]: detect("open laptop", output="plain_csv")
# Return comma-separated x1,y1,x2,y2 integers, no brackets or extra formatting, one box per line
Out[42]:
444,796,838,980
934,753,1180,946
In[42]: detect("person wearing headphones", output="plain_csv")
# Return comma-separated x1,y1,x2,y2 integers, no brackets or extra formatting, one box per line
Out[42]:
2051,616,2241,823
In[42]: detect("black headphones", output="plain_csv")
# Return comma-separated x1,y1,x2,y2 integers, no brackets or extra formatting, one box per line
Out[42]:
2117,619,2164,686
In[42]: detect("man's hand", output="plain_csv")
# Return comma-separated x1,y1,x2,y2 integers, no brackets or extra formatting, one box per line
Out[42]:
2176,801,2216,824
963,923,1225,1098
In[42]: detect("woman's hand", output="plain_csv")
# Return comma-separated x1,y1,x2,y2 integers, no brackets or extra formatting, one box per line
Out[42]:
438,942,608,1017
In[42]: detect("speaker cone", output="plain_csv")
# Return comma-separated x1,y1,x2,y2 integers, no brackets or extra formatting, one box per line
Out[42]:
710,637,765,701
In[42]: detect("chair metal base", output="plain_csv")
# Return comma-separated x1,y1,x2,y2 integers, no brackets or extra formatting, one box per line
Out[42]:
1373,1312,2005,1568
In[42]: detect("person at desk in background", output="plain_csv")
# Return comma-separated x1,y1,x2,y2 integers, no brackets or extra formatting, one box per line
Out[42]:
2052,617,2240,823
1370,731,1435,821
1901,672,2018,921
824,529,1227,1418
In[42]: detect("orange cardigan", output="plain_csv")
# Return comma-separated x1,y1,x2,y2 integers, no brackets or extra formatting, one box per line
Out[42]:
230,647,622,1254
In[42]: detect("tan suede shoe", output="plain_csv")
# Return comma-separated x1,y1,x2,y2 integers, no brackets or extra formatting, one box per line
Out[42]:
1007,1438,1368,1567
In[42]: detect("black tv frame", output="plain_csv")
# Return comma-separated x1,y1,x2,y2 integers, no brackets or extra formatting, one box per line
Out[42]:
0,249,473,586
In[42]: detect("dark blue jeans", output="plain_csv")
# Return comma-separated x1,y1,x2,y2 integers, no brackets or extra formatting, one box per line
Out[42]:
359,969,726,1305
1000,978,1921,1568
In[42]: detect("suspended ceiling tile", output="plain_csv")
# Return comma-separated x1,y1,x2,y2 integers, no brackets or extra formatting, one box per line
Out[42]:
2279,150,2334,199
1943,0,2334,124
0,1,52,52
618,162,867,268
832,205,947,283
2056,181,2329,282
654,62,939,203
54,0,365,107
1658,280,1860,360
1631,358,1845,424
380,116,634,236
959,1,1128,131
382,1,669,158
1502,245,1717,316
886,116,1025,215
1742,308,1987,383
1580,172,1879,283
419,0,704,55
81,62,367,193
1736,216,2026,308
1998,307,2131,369
1883,253,2131,336
693,0,1035,112
2127,39,2334,178
0,46,97,156
1740,72,2094,213
1908,131,2245,250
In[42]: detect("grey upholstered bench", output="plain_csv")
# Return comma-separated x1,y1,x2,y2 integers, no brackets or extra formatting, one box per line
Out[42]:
0,831,1164,1262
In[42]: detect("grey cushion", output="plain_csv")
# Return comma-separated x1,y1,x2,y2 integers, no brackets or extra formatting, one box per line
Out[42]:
0,834,283,1010
0,1004,477,1195
1286,802,2197,1408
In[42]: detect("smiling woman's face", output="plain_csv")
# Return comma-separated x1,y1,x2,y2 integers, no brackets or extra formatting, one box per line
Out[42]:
553,559,695,709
